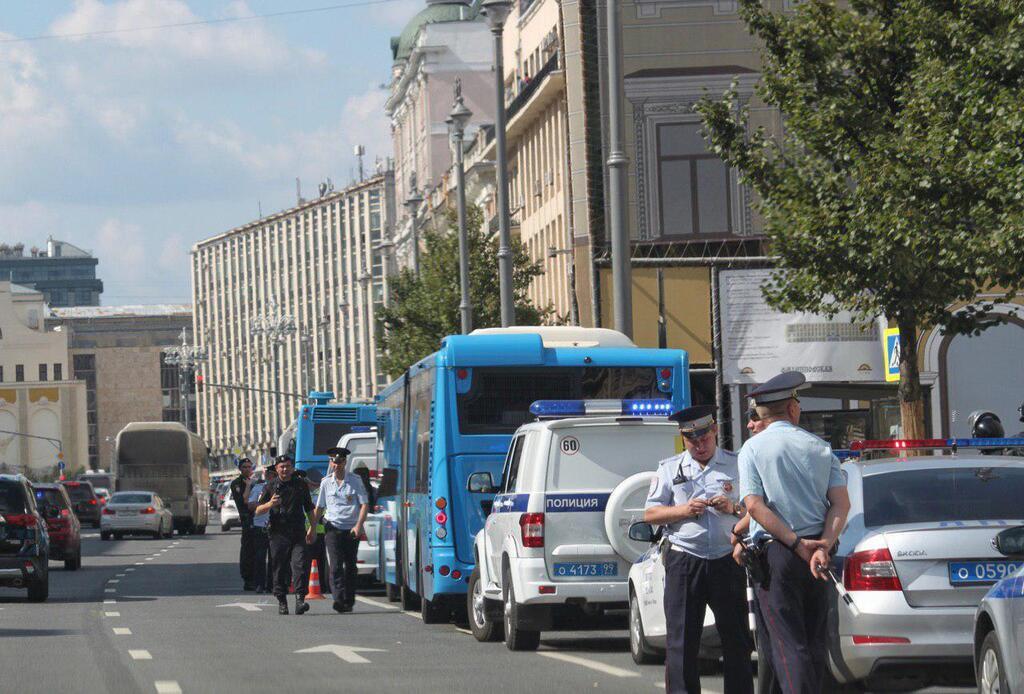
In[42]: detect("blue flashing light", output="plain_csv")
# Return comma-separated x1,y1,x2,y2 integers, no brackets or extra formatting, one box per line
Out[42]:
351,426,373,433
833,449,859,461
530,400,587,417
950,437,1024,449
624,399,673,416
530,399,673,418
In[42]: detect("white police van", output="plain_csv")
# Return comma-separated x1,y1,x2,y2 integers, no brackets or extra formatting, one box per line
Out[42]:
467,399,679,650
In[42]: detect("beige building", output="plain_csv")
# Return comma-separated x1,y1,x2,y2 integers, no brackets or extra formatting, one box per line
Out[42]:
0,281,88,477
191,175,394,462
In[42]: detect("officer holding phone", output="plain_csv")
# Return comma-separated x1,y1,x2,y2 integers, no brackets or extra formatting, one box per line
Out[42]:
644,405,753,694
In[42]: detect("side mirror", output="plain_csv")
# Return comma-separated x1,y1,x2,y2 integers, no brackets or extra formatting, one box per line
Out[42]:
467,472,498,494
993,526,1024,557
628,521,656,543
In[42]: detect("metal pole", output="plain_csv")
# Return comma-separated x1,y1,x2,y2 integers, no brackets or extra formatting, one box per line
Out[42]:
606,0,632,337
182,368,191,432
711,265,725,443
454,128,473,334
492,23,516,327
410,206,420,276
273,342,281,444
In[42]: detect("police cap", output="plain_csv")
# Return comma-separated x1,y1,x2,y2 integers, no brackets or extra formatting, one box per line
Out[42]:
325,446,351,457
274,454,293,464
748,371,809,408
236,457,253,468
668,405,716,438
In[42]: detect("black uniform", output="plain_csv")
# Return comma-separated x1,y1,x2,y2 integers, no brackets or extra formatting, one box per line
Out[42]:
258,475,314,601
229,473,257,589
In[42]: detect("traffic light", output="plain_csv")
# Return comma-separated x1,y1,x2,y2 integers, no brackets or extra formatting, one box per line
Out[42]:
195,374,205,392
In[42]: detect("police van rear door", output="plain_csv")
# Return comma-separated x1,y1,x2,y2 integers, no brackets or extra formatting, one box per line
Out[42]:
543,420,677,583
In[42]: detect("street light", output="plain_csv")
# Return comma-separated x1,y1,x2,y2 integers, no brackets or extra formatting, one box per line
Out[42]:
447,79,474,335
404,182,424,276
482,0,516,327
606,0,633,337
248,299,296,445
163,328,207,433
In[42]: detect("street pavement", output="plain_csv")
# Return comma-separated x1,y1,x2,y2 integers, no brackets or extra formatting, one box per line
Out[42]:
0,517,976,694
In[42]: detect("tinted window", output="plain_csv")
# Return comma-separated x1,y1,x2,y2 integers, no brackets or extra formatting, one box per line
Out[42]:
456,367,665,435
862,467,1024,527
502,436,525,493
110,493,153,504
118,431,188,465
34,488,68,511
63,483,95,501
313,423,355,455
0,482,28,514
408,368,434,493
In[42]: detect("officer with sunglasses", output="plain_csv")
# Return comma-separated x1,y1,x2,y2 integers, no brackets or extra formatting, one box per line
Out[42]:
644,405,753,694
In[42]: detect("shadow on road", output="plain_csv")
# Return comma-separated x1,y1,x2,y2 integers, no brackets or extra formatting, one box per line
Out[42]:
0,628,81,637
540,636,631,653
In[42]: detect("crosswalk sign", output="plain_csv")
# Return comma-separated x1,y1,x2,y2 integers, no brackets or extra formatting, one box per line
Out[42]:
883,327,900,382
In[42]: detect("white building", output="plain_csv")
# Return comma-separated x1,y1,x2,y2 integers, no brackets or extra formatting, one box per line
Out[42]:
191,175,394,462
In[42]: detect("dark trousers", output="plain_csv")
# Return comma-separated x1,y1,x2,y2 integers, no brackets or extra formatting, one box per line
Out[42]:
303,534,330,594
324,526,360,606
251,528,269,590
754,543,829,694
239,520,257,585
753,591,779,694
269,532,308,601
664,550,754,694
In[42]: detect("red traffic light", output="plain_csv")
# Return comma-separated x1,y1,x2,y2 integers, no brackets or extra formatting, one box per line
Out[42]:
195,374,205,391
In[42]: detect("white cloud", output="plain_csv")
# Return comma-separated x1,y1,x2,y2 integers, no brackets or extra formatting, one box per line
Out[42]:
94,219,147,282
157,232,187,273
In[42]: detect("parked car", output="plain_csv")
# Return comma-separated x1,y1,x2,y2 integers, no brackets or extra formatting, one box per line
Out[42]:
61,480,101,528
100,491,174,540
214,481,231,512
220,494,240,531
33,483,82,570
93,487,111,506
0,474,50,601
973,524,1024,694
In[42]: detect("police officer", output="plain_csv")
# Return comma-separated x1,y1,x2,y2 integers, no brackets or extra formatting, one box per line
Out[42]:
248,461,277,593
255,454,317,615
229,457,257,590
738,372,851,694
312,446,369,614
645,405,753,694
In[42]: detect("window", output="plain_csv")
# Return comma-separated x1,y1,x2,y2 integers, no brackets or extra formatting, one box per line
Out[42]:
501,436,526,493
863,467,1024,527
656,122,731,236
53,363,62,381
15,365,24,382
407,368,434,493
39,364,47,381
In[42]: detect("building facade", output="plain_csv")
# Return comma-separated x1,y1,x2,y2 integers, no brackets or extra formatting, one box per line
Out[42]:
0,238,103,307
191,176,394,462
0,281,89,477
48,305,194,471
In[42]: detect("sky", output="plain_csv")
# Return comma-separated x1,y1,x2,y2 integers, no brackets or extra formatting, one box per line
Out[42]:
0,0,421,304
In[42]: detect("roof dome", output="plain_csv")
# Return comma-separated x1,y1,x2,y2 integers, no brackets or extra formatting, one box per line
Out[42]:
391,0,480,62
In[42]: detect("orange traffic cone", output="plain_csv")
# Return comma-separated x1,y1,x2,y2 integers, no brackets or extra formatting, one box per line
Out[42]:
305,560,326,600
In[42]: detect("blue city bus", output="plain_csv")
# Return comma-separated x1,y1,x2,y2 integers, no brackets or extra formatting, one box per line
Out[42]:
375,327,689,620
291,391,378,483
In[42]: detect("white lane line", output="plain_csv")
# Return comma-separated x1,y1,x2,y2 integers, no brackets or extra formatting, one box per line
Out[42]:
104,589,117,593
126,568,135,572
116,573,126,577
402,610,423,620
154,682,182,694
104,611,120,617
537,651,640,678
104,599,116,604
454,627,473,636
144,558,154,561
112,627,132,635
108,580,120,584
354,595,399,611
129,650,152,660
135,562,145,566
160,549,168,553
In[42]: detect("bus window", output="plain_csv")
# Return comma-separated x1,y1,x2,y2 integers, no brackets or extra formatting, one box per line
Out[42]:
312,423,353,455
408,368,434,493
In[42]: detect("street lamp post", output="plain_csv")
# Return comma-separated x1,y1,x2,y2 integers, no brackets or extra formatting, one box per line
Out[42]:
447,79,474,335
249,299,296,446
405,183,424,276
482,0,516,327
163,328,207,433
606,0,633,337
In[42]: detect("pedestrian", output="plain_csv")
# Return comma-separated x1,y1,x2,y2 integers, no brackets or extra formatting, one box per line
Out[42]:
255,454,317,615
229,457,257,591
738,372,851,694
312,446,369,614
644,405,752,694
248,461,278,593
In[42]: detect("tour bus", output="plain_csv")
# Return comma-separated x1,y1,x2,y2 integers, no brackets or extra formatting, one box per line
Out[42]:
291,392,378,484
375,326,689,622
114,422,210,534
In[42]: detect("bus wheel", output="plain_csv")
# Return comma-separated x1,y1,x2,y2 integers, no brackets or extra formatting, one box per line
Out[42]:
421,592,449,624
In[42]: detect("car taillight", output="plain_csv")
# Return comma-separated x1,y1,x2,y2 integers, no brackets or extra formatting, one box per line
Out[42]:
844,548,902,591
102,508,116,516
519,513,544,548
88,499,97,505
4,514,38,528
140,507,156,515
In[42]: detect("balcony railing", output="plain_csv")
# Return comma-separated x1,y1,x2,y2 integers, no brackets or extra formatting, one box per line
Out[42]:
505,51,560,121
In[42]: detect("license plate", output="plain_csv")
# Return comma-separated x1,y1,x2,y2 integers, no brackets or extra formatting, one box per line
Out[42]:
948,561,1023,585
552,562,618,578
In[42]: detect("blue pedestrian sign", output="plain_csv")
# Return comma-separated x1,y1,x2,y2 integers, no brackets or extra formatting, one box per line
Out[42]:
883,327,900,382
57,461,65,470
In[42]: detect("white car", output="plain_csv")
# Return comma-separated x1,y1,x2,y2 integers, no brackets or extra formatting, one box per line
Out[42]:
338,431,383,578
468,405,679,650
973,525,1024,694
220,494,240,531
100,491,173,540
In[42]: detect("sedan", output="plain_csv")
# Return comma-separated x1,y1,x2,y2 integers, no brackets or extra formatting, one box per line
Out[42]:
974,525,1024,694
100,492,173,540
220,494,240,531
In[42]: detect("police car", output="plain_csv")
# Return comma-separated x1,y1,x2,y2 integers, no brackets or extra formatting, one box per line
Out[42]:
973,524,1024,694
467,399,679,650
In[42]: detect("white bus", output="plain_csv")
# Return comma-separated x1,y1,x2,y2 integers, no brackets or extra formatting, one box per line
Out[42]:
114,422,210,535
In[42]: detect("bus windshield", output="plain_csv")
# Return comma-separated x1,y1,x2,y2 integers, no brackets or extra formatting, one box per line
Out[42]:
312,423,355,455
456,366,666,434
118,432,189,465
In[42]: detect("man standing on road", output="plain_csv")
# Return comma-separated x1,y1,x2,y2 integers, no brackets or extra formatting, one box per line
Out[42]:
644,405,752,694
312,446,369,614
229,457,257,591
739,372,851,694
256,454,316,615
248,461,277,593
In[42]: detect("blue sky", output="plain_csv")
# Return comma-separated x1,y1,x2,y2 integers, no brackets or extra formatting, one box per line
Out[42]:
0,0,419,303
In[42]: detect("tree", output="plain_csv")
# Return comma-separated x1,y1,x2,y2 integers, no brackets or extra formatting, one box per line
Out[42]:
377,205,555,376
697,0,1024,439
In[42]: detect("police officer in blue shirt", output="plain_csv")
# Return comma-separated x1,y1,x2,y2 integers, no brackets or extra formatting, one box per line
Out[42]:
645,405,753,694
738,372,851,694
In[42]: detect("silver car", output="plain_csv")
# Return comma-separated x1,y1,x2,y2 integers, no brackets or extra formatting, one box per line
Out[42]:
100,491,174,540
973,525,1024,694
829,454,1024,691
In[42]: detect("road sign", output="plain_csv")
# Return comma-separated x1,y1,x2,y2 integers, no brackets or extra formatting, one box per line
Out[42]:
57,461,65,470
294,645,386,664
883,327,900,382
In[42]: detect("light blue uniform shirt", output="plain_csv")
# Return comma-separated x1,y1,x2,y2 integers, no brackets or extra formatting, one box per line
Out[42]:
248,482,268,528
738,420,846,543
644,448,741,560
316,472,369,530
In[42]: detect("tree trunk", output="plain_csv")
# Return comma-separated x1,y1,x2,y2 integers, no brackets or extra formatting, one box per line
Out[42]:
896,315,927,441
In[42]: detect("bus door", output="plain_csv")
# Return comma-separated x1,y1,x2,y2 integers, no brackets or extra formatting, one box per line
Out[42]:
402,367,433,593
450,452,505,565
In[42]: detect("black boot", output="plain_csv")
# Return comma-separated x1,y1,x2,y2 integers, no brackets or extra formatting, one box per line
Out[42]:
277,599,289,615
295,597,310,615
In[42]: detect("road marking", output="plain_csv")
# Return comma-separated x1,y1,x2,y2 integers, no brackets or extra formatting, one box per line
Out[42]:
108,580,120,584
112,627,132,635
129,650,152,661
216,602,263,612
104,589,117,593
126,568,135,572
144,557,154,561
354,595,398,611
402,610,423,620
135,562,145,566
104,611,120,617
154,682,182,694
454,627,473,636
537,652,640,678
104,599,116,604
116,573,126,577
294,645,387,664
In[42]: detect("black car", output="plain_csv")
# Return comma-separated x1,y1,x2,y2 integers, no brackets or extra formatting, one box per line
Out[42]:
61,481,101,528
0,474,50,602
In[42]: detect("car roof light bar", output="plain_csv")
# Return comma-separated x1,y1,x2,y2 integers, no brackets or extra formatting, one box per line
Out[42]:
841,437,1024,459
529,399,673,418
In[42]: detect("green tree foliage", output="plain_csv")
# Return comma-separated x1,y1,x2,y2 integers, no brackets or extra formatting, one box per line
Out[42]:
697,0,1024,437
377,206,554,376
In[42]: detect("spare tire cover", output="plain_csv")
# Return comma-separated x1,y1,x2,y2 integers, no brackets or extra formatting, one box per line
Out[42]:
604,471,657,563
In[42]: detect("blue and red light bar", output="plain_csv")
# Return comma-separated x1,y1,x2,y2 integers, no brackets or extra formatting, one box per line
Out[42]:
841,437,1024,458
529,399,674,418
